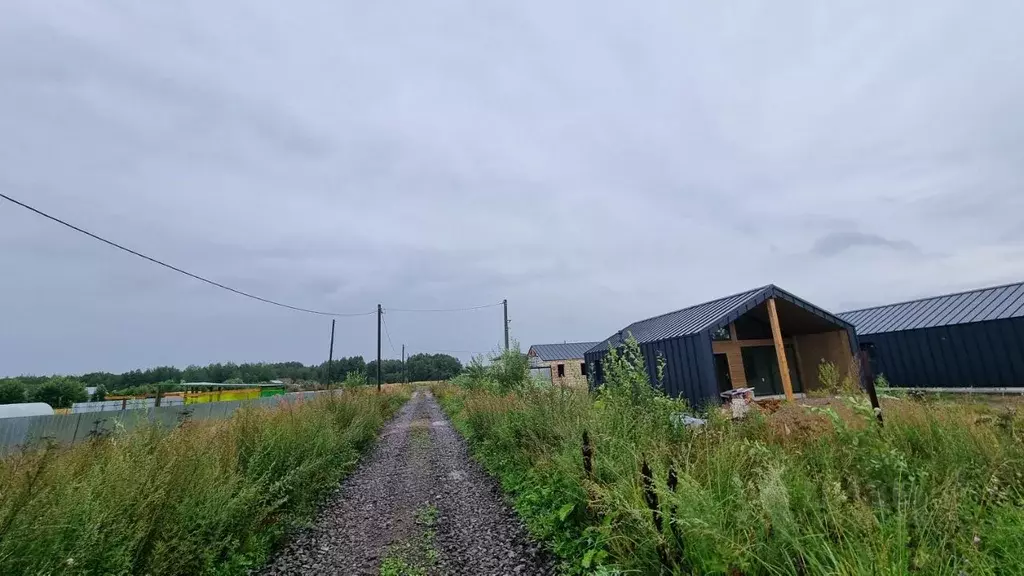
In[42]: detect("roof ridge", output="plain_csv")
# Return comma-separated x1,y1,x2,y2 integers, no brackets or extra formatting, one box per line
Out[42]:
619,284,772,331
530,341,601,360
839,280,1024,315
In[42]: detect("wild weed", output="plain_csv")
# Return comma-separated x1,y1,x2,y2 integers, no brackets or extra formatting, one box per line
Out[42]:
438,343,1024,575
0,388,407,575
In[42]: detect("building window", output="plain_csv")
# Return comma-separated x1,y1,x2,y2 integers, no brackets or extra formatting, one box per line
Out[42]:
580,362,588,376
557,363,565,378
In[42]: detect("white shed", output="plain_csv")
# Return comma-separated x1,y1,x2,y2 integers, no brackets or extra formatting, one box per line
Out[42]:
0,403,56,419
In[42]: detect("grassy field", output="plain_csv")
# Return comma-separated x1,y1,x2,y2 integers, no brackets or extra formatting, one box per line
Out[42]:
0,387,409,575
437,344,1024,575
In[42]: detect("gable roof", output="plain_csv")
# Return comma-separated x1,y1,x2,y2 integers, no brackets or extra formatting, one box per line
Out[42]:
528,342,600,361
839,281,1024,335
588,284,852,352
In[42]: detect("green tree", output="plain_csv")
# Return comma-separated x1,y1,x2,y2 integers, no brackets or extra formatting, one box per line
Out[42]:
80,372,120,390
29,377,88,409
365,359,405,384
142,366,182,385
182,365,209,382
0,380,27,405
406,353,462,382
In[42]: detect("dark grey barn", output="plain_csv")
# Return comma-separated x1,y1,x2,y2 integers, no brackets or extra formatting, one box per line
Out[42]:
585,285,857,408
839,281,1024,389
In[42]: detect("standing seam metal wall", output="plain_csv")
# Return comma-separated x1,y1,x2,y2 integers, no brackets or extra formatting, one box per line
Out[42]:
644,334,717,407
584,332,717,408
860,317,1024,388
584,349,608,390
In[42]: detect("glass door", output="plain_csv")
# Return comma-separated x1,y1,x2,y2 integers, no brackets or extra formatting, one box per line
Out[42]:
740,345,802,396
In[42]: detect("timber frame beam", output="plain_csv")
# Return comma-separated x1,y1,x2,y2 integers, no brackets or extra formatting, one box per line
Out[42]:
766,297,795,401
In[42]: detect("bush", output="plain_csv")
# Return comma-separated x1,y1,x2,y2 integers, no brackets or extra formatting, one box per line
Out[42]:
343,370,368,389
0,388,408,575
450,341,534,394
28,377,88,409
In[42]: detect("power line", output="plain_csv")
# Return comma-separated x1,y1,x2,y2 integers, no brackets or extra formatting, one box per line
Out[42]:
387,302,503,313
406,346,493,355
381,315,397,356
0,192,376,318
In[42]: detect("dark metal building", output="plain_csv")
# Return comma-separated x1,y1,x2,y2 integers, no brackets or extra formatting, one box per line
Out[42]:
839,281,1024,389
585,285,857,408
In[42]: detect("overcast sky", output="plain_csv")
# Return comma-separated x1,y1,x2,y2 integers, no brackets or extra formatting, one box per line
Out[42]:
2,1,1022,376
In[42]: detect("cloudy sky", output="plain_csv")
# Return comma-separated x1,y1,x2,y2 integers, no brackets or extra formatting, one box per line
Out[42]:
2,1,1022,376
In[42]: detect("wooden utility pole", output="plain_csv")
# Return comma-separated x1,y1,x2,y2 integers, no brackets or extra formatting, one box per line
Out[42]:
377,304,382,392
766,298,795,401
326,319,336,389
503,298,509,351
859,349,884,425
402,344,407,384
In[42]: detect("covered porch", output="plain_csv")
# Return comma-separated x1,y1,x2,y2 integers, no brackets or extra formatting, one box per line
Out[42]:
711,296,854,399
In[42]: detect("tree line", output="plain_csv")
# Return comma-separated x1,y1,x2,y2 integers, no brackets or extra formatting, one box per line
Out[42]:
0,353,464,408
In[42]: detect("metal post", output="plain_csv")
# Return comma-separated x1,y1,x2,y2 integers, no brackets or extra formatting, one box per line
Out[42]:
326,319,336,389
377,304,383,392
503,298,509,351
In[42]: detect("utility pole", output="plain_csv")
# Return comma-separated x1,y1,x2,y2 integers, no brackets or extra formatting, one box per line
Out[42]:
503,298,510,351
377,304,382,392
326,319,335,390
402,344,407,384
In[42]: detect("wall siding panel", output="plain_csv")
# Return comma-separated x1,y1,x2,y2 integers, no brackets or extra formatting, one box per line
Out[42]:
859,318,1024,388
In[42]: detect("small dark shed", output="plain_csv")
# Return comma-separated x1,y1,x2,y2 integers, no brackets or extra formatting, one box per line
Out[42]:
839,281,1024,389
586,285,857,407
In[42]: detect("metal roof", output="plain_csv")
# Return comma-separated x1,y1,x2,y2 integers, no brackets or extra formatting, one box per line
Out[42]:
839,281,1024,335
589,284,851,352
528,342,600,361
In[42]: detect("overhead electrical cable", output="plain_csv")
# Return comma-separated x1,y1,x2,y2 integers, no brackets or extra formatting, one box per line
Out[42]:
0,192,375,317
386,302,502,313
381,314,398,356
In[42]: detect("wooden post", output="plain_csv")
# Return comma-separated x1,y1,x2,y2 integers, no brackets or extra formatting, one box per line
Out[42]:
503,299,510,351
766,298,795,401
377,304,382,392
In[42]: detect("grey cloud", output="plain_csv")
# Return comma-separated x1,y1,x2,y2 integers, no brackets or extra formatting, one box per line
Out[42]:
810,231,920,258
2,1,1024,375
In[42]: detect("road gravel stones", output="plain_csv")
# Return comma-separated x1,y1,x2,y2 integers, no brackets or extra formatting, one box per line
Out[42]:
259,390,554,576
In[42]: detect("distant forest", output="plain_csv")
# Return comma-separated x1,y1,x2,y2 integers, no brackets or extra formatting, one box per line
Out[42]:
0,353,463,407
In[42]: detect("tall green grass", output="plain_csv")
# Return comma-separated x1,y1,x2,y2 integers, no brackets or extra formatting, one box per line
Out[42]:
0,388,407,575
437,339,1024,575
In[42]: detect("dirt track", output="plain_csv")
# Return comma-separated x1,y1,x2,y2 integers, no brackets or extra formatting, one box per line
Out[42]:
259,389,553,576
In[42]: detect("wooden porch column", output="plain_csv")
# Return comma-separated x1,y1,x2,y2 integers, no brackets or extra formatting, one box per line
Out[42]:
766,298,795,401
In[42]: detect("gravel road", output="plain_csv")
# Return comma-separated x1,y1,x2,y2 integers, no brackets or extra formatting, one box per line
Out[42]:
259,389,554,576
